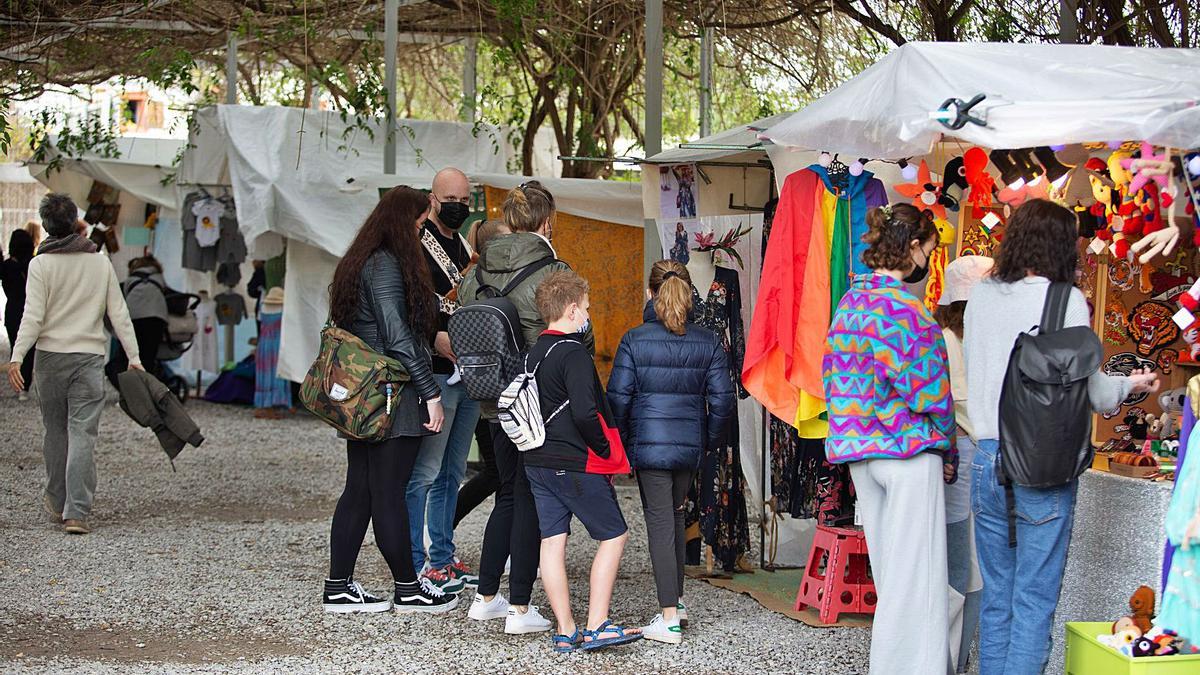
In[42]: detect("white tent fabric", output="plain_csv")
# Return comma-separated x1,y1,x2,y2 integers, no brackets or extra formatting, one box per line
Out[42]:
645,112,792,164
180,105,517,257
471,173,643,228
30,136,184,211
763,42,1200,159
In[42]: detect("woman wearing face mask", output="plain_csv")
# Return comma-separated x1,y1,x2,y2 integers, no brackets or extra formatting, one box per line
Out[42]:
457,180,596,634
823,202,957,675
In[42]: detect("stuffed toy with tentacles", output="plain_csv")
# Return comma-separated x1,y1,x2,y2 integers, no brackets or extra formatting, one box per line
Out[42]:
963,147,995,217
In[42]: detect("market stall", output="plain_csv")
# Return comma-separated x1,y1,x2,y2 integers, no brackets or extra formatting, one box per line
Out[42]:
757,40,1200,668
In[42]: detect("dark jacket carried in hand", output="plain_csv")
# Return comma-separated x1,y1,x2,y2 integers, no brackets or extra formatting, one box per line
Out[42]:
350,250,441,438
117,369,205,460
526,332,629,475
607,303,735,471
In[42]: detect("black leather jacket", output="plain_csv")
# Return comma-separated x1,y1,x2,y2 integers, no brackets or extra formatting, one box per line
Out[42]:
350,250,440,438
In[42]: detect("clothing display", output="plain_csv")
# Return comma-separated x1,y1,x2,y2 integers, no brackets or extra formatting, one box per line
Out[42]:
1159,422,1200,645
214,291,247,326
768,418,854,525
184,298,220,373
181,191,248,272
216,262,241,288
254,310,291,409
685,266,751,572
263,254,286,291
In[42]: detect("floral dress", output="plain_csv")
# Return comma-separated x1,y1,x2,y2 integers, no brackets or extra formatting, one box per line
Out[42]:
686,266,751,572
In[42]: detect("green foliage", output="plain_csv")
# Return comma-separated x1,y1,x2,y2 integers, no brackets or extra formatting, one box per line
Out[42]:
28,107,121,174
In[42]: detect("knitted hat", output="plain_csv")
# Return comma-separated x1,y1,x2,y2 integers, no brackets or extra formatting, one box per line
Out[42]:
939,255,993,305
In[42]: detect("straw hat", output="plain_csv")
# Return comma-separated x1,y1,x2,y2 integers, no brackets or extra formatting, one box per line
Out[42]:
262,286,285,311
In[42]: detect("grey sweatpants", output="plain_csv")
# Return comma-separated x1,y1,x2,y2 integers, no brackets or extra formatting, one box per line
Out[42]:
850,452,952,675
637,468,693,609
34,352,106,521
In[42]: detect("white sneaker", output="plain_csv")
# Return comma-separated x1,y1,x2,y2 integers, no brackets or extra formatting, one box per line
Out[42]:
642,613,683,645
468,592,510,621
504,604,552,634
677,601,689,627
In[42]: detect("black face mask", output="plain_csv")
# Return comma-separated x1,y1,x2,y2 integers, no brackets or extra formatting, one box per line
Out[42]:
904,248,930,284
437,201,470,230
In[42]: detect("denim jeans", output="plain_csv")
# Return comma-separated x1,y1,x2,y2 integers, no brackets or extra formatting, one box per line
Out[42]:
972,440,1078,675
406,374,480,571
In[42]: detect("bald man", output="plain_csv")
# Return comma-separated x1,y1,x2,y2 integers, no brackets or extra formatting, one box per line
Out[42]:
407,166,483,593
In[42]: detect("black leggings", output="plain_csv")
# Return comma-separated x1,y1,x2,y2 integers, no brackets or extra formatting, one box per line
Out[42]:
329,436,421,583
476,422,540,605
453,418,499,527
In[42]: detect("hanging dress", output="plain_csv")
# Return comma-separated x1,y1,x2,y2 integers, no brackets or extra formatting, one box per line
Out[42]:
686,266,751,572
254,310,291,409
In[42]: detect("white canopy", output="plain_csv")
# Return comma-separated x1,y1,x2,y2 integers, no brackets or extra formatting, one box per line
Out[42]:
29,135,184,211
179,104,525,258
645,112,791,164
471,173,643,228
763,42,1200,159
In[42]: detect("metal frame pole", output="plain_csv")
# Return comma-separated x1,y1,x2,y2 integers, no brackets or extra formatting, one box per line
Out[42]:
462,37,478,124
384,0,398,175
643,0,664,283
224,33,237,366
699,26,713,138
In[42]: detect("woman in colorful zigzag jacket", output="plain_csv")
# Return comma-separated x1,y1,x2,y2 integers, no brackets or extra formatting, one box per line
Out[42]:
822,202,957,675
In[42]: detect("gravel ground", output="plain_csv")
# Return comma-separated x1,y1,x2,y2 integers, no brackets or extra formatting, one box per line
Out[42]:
0,391,872,674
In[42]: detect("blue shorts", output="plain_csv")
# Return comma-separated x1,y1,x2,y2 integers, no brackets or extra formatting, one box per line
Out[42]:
525,466,628,541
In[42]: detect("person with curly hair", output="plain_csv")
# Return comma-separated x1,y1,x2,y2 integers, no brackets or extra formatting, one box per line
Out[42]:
823,202,957,674
964,198,1159,674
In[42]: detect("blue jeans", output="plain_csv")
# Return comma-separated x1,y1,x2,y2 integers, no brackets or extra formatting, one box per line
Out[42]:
972,440,1078,675
406,374,481,571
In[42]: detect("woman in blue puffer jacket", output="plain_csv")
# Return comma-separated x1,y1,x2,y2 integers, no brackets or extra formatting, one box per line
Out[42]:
607,259,735,644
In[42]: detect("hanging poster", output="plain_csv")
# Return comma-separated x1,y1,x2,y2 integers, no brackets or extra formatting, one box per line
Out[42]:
657,218,701,263
658,164,698,219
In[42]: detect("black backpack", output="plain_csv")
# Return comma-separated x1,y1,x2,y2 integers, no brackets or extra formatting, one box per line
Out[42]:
448,257,558,401
998,281,1103,546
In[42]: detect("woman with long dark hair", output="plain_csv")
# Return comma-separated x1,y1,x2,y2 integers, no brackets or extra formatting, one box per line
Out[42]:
321,185,456,615
964,199,1158,673
3,228,35,400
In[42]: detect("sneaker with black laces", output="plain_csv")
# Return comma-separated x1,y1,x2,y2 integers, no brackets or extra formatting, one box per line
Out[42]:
322,578,392,613
394,577,460,614
421,566,465,595
444,559,479,588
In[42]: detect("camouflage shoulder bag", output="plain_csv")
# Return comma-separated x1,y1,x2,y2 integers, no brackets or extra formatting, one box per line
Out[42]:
300,323,410,441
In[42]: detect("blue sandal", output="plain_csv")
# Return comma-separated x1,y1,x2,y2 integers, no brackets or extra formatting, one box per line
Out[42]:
581,619,643,651
552,630,582,653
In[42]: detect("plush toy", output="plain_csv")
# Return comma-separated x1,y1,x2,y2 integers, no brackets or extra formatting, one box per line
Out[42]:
1099,626,1143,657
1129,585,1156,634
963,147,995,217
895,160,947,219
922,218,957,313
1147,414,1162,439
1125,410,1149,441
1121,143,1173,195
940,155,966,212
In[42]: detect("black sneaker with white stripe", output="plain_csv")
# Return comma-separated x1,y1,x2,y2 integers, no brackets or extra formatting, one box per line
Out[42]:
393,577,459,614
322,578,392,613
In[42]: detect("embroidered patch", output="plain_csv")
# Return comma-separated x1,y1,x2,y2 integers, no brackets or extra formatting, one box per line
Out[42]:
1108,257,1138,291
1104,297,1129,346
1101,352,1157,407
1127,300,1180,356
1156,348,1179,375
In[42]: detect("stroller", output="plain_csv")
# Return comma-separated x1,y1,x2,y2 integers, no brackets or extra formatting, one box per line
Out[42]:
107,279,200,403
157,288,201,403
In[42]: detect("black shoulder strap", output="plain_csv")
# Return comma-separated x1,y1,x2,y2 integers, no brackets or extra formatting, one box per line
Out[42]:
1039,282,1071,334
477,256,559,300
127,273,165,295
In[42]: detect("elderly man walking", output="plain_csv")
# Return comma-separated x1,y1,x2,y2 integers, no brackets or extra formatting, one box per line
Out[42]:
8,193,143,535
406,168,483,591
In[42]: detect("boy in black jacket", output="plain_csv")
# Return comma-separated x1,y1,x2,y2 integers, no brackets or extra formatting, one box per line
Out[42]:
526,270,640,652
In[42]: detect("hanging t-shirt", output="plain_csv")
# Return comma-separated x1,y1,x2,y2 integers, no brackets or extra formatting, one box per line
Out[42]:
181,192,219,272
183,298,220,373
192,199,224,248
214,291,247,326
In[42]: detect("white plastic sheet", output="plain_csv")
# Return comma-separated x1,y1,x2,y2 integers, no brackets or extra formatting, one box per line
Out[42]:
471,173,643,228
763,42,1200,158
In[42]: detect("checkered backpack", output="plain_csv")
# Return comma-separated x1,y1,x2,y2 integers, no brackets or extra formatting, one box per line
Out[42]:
448,257,557,401
497,340,576,451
